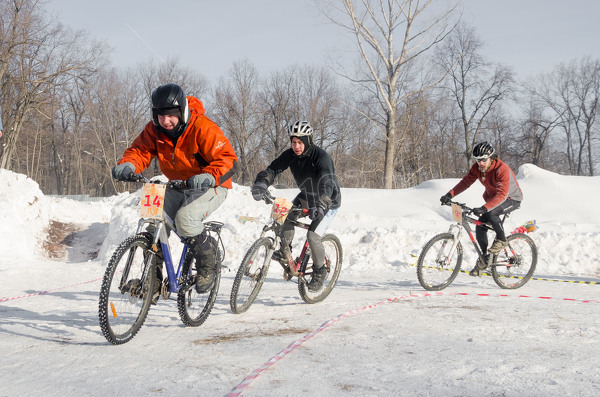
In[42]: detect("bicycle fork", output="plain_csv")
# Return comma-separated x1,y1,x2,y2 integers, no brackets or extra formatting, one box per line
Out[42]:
437,223,462,266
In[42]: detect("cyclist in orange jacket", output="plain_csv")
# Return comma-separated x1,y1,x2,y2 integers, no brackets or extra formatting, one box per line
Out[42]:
112,83,238,292
440,142,523,276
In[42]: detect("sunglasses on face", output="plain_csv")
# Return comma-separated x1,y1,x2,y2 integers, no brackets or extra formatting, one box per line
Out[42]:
473,157,490,163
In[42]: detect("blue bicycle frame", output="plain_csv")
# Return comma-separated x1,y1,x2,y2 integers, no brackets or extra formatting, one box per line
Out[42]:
135,212,190,295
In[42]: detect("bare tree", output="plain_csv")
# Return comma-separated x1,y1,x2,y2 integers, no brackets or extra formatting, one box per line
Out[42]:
136,58,210,103
518,96,562,167
435,23,515,167
260,66,298,160
0,0,107,170
319,0,459,188
528,57,600,175
293,66,340,150
212,59,264,185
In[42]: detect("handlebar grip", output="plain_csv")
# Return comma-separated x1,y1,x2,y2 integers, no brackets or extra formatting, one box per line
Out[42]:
169,180,188,190
125,173,146,183
263,191,275,204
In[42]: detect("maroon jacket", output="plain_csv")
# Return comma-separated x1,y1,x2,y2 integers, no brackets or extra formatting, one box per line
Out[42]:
450,159,523,211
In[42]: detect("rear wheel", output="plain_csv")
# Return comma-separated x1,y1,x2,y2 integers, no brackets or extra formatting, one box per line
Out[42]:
298,234,343,304
98,235,155,345
417,233,462,291
491,233,537,289
177,240,222,327
229,237,273,314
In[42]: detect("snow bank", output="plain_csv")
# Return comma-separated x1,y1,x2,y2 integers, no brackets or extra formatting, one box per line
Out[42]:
0,164,598,278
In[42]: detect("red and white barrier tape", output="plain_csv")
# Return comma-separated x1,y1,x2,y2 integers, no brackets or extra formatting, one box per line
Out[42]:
0,276,103,302
226,290,598,396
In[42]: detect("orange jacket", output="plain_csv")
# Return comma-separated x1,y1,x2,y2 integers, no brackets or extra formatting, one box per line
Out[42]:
118,97,238,188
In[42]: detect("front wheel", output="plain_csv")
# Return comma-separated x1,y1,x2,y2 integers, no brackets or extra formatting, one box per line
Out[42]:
491,233,537,289
229,237,273,314
98,235,155,345
177,242,222,327
298,234,343,304
417,233,463,291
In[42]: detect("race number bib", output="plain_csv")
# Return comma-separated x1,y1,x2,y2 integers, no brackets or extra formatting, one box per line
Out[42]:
451,203,462,223
139,183,166,219
270,198,293,225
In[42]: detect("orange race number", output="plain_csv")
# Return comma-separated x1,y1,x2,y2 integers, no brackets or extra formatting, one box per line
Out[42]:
270,198,293,225
451,203,462,223
139,183,166,219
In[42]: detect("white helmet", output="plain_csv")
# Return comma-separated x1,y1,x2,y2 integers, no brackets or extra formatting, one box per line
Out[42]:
288,120,313,137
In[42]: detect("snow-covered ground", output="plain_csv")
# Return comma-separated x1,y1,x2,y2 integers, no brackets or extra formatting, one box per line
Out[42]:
0,164,599,396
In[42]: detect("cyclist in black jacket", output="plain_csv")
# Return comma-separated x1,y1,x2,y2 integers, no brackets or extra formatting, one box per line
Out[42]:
251,120,341,292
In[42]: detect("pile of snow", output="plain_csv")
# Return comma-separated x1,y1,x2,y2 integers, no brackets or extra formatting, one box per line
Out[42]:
1,164,599,277
0,169,48,260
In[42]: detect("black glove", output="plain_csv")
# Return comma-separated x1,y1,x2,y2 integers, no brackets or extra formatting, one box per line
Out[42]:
473,206,487,217
112,162,135,181
319,195,333,211
309,206,325,222
440,193,452,205
187,173,216,195
251,181,268,201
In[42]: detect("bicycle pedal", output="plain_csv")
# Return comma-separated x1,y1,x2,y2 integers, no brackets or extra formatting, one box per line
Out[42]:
469,267,481,277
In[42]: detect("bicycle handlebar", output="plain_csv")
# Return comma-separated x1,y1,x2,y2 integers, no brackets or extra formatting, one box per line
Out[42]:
262,191,308,216
123,174,187,190
443,200,474,215
263,191,275,204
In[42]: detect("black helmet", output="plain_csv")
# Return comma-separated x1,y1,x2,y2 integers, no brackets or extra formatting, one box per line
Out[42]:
472,141,495,160
151,83,189,126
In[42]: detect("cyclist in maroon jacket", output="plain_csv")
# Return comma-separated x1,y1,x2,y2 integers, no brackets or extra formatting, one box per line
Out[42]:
440,142,523,276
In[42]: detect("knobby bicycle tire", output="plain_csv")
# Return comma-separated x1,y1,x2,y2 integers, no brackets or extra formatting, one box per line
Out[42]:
298,234,343,304
177,242,222,327
491,233,537,289
99,235,155,345
230,237,273,314
417,233,463,291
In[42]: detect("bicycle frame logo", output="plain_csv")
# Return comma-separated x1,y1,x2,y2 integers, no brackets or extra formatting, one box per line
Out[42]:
139,183,166,219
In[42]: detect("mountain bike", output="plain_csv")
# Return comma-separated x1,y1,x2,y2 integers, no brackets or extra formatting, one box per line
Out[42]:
98,175,225,345
230,192,343,313
417,200,537,291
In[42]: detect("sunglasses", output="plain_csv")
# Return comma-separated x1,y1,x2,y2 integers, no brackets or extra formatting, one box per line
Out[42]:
473,157,490,163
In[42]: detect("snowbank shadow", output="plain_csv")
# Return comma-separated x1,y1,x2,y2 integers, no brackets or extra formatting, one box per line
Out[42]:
63,222,109,262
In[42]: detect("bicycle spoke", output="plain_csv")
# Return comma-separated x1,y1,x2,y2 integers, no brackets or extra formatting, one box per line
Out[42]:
417,233,462,291
230,238,272,314
491,233,537,289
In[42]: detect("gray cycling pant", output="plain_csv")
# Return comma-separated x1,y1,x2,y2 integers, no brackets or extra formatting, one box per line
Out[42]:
281,201,338,269
163,186,228,238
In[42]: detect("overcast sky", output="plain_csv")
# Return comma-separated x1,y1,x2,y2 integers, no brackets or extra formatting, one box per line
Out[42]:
48,0,600,84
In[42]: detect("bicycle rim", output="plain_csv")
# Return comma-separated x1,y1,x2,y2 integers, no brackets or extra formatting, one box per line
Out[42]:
230,237,272,314
492,233,537,289
98,235,154,345
178,242,222,327
298,234,343,304
417,233,462,291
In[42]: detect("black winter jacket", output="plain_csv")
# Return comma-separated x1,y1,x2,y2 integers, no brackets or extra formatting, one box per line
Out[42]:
255,145,341,210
